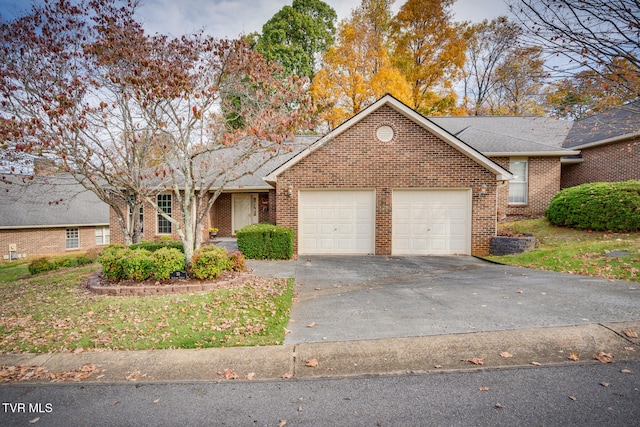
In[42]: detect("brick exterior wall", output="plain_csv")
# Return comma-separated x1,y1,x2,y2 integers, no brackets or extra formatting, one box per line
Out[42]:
274,105,499,256
561,136,640,188
493,156,562,219
209,193,232,237
208,191,273,237
0,226,108,258
110,190,275,244
110,194,195,244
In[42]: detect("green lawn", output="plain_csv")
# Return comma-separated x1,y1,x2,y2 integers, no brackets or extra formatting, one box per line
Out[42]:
0,263,294,353
485,218,640,282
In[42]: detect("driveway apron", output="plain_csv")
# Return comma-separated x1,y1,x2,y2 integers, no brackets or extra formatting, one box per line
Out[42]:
249,256,640,345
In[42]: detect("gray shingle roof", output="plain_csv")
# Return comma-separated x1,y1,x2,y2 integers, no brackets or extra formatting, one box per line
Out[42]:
452,126,573,155
430,116,574,152
0,174,109,229
563,101,640,148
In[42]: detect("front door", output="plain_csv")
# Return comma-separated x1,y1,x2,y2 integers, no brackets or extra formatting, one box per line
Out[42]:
232,193,258,235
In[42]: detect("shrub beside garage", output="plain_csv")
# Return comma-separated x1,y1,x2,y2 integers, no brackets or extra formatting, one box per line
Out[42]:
237,224,294,259
545,181,640,232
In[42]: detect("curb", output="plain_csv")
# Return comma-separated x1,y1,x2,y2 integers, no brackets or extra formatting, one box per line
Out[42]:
2,322,639,384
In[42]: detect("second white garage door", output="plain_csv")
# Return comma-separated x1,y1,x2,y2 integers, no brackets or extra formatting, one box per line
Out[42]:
299,190,375,255
393,190,471,255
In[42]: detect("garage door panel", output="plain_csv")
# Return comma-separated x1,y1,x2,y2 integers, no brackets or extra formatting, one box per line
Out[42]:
393,190,470,255
299,190,375,255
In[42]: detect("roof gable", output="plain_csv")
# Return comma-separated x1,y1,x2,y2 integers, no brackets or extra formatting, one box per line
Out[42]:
265,95,513,183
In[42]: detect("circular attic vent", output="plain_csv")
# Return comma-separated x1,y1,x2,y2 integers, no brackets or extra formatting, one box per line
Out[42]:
376,125,395,143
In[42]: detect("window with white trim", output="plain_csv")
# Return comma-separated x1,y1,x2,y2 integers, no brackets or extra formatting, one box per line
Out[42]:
157,194,172,234
509,158,528,204
66,228,80,250
95,226,110,245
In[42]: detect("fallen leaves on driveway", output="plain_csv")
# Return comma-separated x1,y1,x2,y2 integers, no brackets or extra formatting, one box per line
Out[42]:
568,353,580,361
0,364,100,383
499,351,513,358
463,358,485,365
305,358,318,368
217,369,238,380
594,352,614,363
622,329,639,338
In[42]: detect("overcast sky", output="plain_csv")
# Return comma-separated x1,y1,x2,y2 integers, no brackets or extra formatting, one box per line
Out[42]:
1,0,512,38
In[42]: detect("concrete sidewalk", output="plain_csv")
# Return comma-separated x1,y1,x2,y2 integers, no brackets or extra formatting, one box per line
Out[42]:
1,322,639,384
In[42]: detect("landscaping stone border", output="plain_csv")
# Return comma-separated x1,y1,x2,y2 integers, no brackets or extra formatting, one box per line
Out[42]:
490,236,536,256
85,271,254,296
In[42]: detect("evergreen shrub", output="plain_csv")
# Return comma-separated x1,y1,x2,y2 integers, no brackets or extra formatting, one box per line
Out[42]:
545,181,640,231
190,246,232,280
237,224,294,259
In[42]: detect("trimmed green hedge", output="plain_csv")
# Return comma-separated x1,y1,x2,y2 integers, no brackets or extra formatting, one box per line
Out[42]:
27,252,100,276
545,181,640,232
237,223,294,259
129,240,184,253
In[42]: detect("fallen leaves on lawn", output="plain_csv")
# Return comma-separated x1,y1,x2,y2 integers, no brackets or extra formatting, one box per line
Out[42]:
0,364,100,383
594,352,614,363
622,329,639,338
463,358,485,365
568,353,580,361
0,269,292,353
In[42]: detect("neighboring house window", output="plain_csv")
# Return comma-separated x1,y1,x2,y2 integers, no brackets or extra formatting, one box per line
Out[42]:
95,226,110,245
66,228,80,250
509,158,528,204
157,194,172,234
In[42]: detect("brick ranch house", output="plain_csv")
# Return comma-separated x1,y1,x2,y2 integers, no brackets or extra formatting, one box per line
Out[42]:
0,173,110,259
111,95,593,257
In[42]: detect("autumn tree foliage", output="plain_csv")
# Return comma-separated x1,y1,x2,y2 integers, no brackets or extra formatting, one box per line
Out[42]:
510,0,640,112
310,0,412,129
0,0,313,266
391,0,467,115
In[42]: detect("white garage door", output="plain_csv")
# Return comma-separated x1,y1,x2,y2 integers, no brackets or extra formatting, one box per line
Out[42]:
393,190,471,255
299,190,375,255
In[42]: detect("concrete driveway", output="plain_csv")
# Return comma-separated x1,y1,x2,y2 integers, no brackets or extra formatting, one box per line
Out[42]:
248,256,640,344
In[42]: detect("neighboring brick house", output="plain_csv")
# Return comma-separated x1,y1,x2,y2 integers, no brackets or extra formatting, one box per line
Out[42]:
560,102,640,188
0,174,110,259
